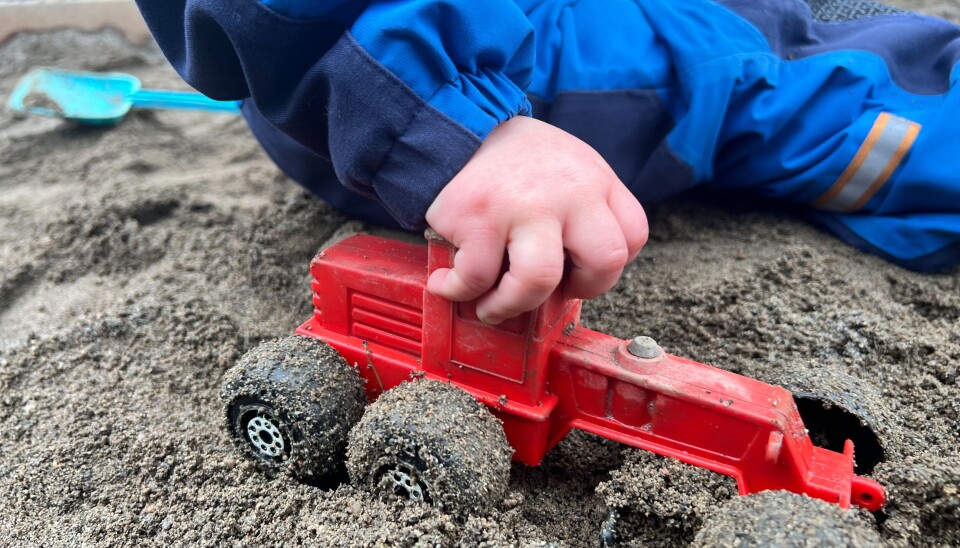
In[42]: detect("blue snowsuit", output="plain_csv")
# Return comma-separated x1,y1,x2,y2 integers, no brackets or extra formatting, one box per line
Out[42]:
134,0,960,271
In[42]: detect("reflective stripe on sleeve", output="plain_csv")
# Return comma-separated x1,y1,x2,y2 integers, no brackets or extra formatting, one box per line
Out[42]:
812,113,921,213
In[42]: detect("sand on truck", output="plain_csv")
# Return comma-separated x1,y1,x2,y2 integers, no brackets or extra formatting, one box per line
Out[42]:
1,4,959,546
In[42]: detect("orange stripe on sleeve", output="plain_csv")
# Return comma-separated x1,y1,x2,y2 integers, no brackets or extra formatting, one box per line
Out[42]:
812,112,890,208
848,121,921,212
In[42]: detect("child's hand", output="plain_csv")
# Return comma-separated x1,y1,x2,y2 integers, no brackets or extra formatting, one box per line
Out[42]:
425,116,648,324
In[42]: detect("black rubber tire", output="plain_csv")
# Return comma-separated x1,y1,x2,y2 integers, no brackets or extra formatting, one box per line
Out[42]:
759,365,890,475
692,491,881,546
220,336,366,482
346,379,512,516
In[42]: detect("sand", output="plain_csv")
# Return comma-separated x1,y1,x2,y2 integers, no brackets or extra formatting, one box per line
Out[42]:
1,3,959,545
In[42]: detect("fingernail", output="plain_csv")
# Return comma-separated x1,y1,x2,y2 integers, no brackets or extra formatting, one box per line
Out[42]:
479,313,502,325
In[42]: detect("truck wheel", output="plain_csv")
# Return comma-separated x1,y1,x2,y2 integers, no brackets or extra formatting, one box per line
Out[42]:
346,380,512,515
220,336,366,482
759,365,889,475
693,491,881,546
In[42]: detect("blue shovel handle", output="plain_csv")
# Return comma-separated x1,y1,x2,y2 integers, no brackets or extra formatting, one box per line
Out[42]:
130,89,242,114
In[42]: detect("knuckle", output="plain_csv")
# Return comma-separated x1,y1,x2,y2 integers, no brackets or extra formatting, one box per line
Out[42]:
456,268,493,295
461,193,493,218
627,225,649,254
515,262,564,294
590,241,630,273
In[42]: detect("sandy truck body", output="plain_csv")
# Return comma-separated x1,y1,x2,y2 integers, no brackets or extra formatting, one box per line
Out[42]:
294,232,885,511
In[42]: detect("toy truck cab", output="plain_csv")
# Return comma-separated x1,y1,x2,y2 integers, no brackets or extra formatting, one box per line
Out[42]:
300,231,575,458
284,232,886,512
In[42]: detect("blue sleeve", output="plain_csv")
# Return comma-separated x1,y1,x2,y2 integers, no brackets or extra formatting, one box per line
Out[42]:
133,0,535,229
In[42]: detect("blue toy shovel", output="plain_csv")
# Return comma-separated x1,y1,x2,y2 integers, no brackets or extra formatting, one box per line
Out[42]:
7,67,241,125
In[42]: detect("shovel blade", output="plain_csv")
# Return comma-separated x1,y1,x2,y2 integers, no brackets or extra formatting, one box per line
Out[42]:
8,68,138,124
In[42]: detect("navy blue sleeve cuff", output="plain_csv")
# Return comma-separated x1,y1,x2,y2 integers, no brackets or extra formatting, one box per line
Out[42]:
320,33,484,229
136,0,513,229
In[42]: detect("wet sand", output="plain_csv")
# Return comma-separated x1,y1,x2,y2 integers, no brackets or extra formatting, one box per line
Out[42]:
2,3,959,544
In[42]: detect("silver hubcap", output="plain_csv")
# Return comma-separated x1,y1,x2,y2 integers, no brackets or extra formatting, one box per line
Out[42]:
386,461,429,503
245,411,285,458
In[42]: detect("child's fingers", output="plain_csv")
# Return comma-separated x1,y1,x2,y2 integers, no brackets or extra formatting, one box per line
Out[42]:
427,228,505,302
608,184,649,262
563,207,629,300
476,219,564,324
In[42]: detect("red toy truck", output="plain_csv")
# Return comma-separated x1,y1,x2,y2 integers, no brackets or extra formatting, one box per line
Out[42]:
221,231,885,515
